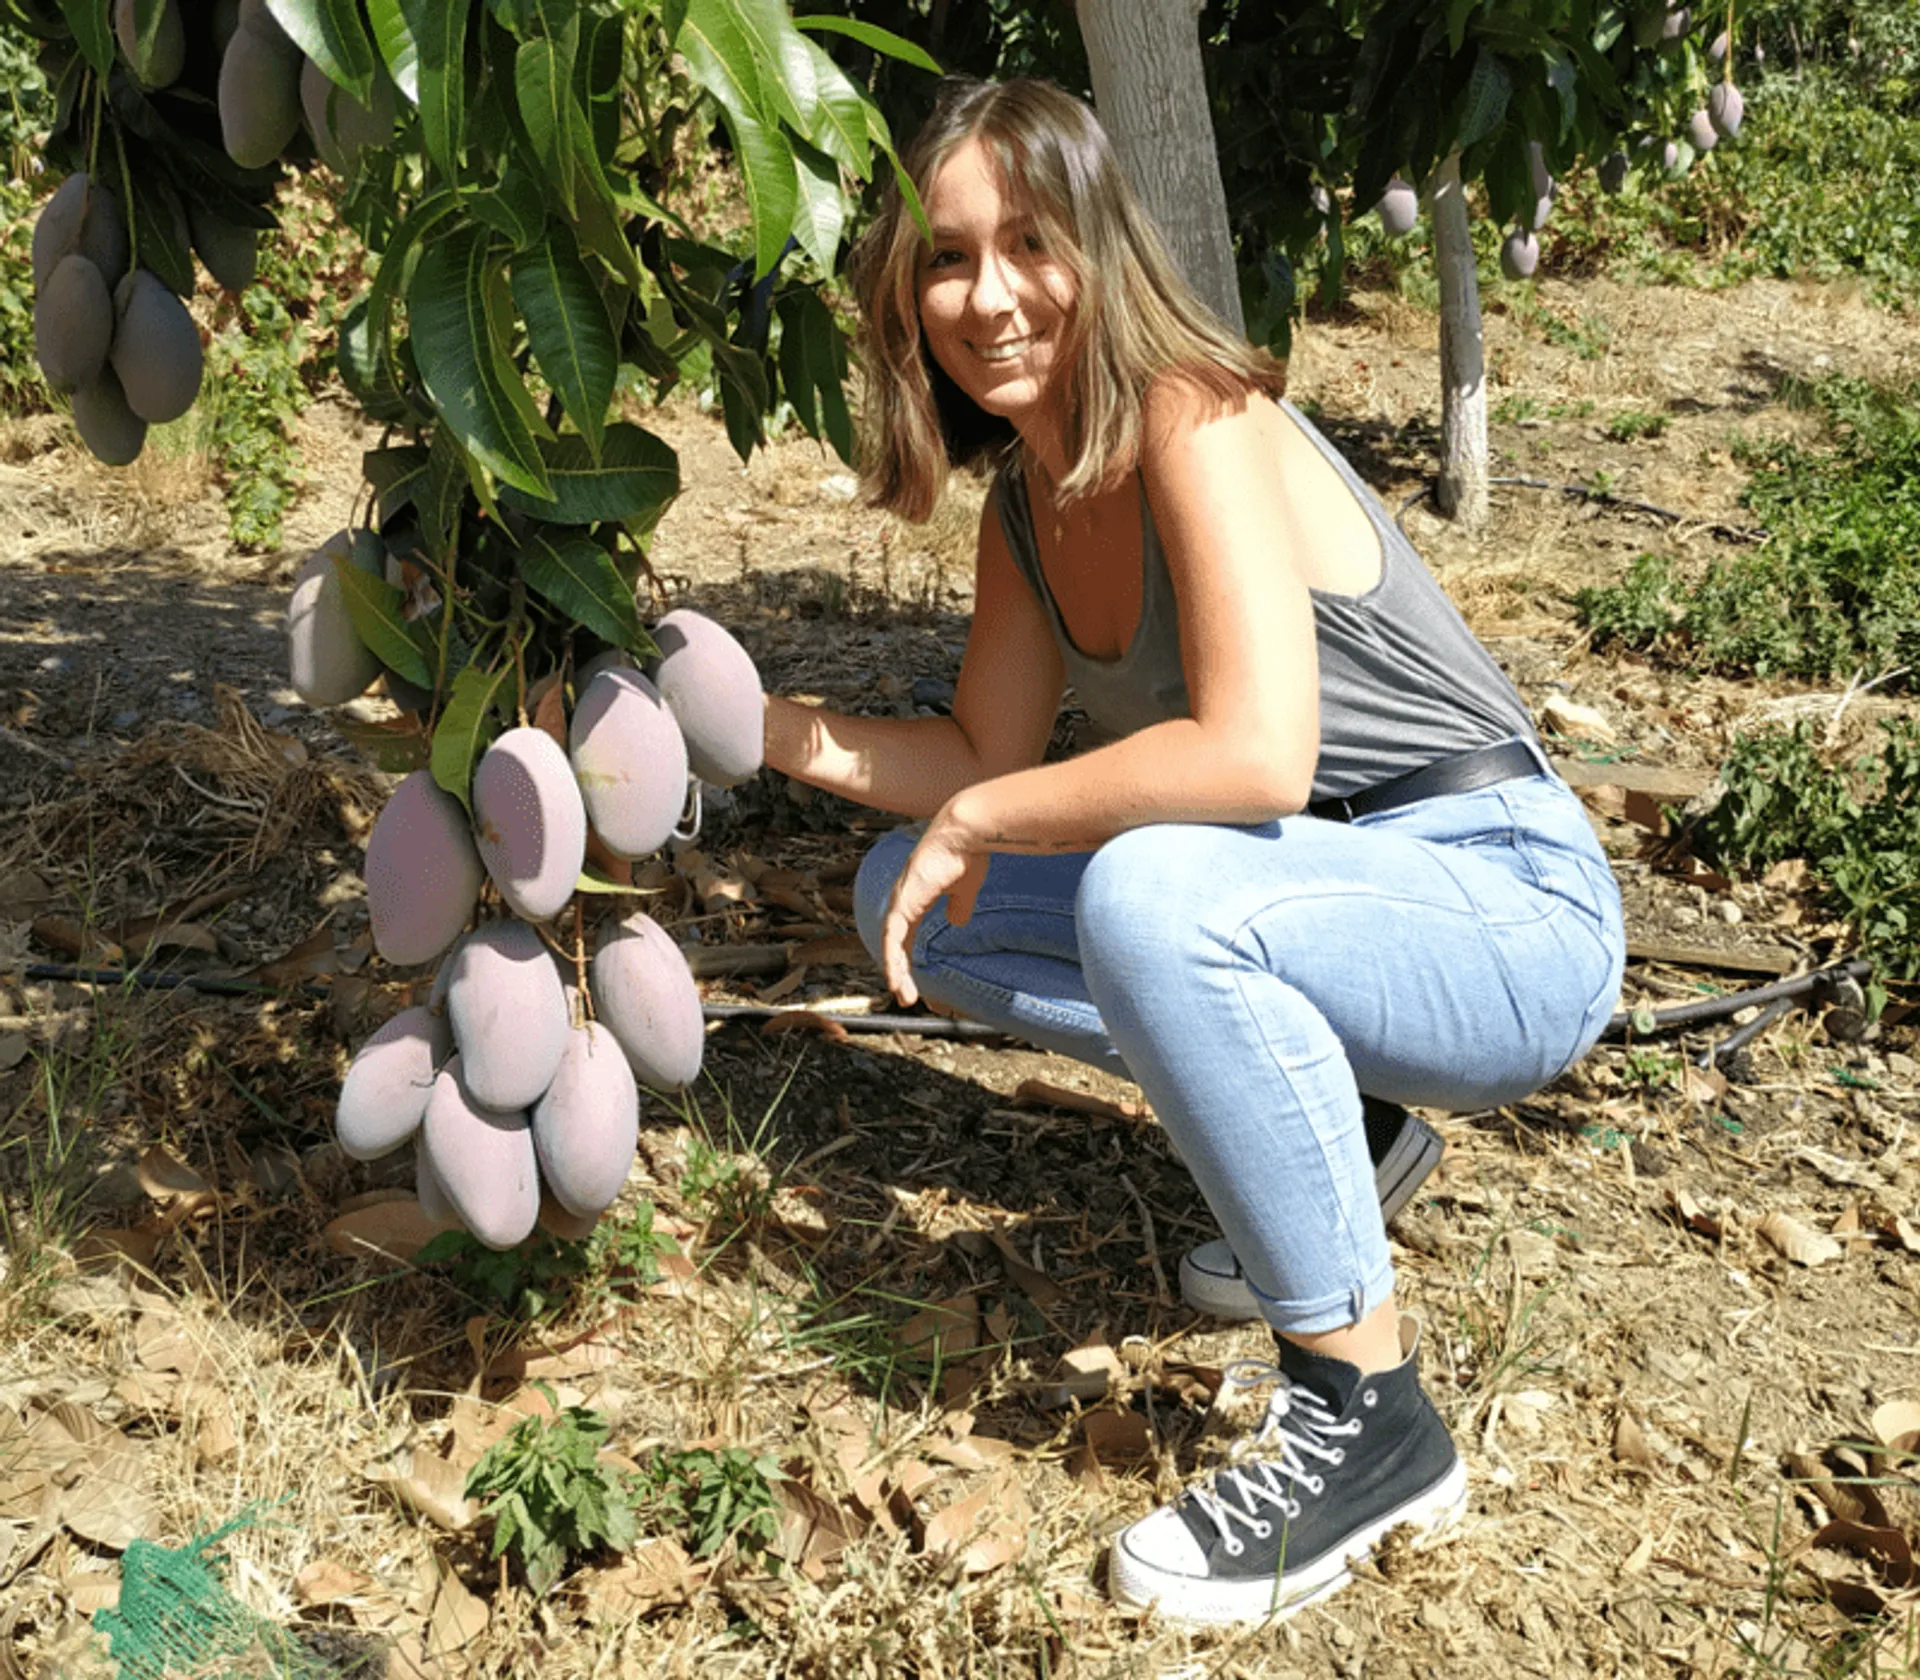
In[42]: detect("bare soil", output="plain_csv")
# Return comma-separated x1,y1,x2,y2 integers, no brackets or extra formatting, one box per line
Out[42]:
2,272,1918,1680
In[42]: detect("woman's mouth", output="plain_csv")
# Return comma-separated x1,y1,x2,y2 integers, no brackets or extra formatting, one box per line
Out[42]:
972,332,1041,364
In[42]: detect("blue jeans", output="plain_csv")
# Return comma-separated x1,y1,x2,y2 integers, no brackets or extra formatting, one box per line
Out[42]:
853,748,1625,1335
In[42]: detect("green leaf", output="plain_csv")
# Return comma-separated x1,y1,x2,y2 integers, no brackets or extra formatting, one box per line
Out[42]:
511,229,615,461
720,0,816,136
574,865,649,895
787,138,844,274
516,30,578,213
498,423,678,526
339,290,421,425
409,225,552,498
122,170,196,298
797,35,869,176
365,0,419,102
362,443,430,520
334,561,435,688
793,12,940,76
721,103,798,280
421,425,470,564
265,0,376,104
432,662,513,809
1457,49,1510,150
55,0,112,74
674,0,762,120
400,0,469,181
514,529,647,655
333,714,432,773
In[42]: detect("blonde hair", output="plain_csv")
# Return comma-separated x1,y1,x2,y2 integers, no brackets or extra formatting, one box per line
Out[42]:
851,76,1286,522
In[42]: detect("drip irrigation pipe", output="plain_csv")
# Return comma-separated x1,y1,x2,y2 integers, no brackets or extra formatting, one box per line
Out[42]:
22,954,1876,1048
1694,996,1797,1069
1396,476,1767,545
1599,955,1872,1041
18,963,1007,1040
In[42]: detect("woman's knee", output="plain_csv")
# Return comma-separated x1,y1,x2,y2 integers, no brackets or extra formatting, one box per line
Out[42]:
852,827,919,962
1076,825,1218,976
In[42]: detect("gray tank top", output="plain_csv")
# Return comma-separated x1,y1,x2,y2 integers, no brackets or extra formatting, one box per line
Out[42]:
992,399,1539,802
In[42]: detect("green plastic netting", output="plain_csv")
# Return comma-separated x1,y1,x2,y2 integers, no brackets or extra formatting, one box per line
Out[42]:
90,1501,338,1680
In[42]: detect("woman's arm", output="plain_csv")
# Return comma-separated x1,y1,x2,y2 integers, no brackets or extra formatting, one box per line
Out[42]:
763,484,1068,818
951,378,1322,850
878,382,1324,999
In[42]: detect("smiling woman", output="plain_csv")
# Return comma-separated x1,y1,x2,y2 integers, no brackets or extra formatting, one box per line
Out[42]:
759,75,1626,1630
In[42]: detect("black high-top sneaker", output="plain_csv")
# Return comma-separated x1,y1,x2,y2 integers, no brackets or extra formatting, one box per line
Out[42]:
1108,1317,1466,1626
1178,1098,1444,1320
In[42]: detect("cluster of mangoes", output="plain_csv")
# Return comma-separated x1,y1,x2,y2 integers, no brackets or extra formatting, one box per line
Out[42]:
29,0,394,466
30,173,202,466
286,526,766,1247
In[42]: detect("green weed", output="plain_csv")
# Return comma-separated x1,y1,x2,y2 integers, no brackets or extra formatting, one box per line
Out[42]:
639,1444,786,1562
1607,409,1671,442
1621,1046,1685,1090
413,1200,670,1323
465,1392,640,1595
1694,719,1920,980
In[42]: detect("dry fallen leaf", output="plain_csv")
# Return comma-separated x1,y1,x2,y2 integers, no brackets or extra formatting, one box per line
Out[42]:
580,1537,701,1615
1669,1188,1725,1240
425,1560,489,1658
325,1196,456,1264
1540,694,1618,743
922,1471,1032,1575
1871,1402,1920,1456
1036,1337,1126,1408
136,1145,211,1202
894,1297,979,1362
774,1474,867,1581
366,1446,477,1532
1785,1450,1888,1528
57,1433,153,1551
1082,1410,1153,1468
294,1559,376,1607
1809,1519,1919,1589
1758,1210,1844,1268
1012,1078,1146,1121
1614,1411,1658,1472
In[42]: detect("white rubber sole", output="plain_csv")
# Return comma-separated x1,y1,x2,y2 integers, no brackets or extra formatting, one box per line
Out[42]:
1109,1456,1469,1628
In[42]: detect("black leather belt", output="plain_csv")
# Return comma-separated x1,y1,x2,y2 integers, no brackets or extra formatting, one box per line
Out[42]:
1307,738,1547,823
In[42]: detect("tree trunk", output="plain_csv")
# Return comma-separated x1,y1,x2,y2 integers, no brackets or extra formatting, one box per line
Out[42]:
1077,0,1244,335
1429,152,1488,529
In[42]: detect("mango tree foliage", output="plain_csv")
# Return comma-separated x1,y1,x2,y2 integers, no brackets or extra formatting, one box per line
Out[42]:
4,0,934,799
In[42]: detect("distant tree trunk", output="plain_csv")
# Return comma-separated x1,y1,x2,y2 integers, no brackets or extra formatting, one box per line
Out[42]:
1429,152,1488,529
1076,0,1245,335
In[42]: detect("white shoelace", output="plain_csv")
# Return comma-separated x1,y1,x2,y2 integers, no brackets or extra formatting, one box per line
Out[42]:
1189,1363,1365,1557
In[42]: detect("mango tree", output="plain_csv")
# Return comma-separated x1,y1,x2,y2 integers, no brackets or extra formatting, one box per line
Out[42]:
4,0,936,1252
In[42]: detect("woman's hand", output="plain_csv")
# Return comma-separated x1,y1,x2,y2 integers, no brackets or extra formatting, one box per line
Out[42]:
881,803,990,1006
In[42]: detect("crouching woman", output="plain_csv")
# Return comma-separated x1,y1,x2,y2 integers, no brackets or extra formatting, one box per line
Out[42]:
761,75,1625,1627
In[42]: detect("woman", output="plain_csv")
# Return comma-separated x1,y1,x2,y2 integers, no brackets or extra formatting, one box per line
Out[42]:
761,76,1625,1627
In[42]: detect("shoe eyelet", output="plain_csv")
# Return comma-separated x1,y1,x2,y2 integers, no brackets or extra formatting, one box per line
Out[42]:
1309,1475,1324,1494
1363,1389,1378,1408
1253,1521,1273,1539
1331,1448,1346,1464
1226,1539,1245,1558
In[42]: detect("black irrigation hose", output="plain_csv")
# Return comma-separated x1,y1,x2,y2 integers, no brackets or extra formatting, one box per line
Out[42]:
1694,996,1797,1070
19,963,1006,1040
1396,476,1768,545
1598,956,1873,1042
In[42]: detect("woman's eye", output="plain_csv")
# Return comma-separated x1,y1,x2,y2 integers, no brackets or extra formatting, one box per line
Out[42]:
927,248,963,270
1023,232,1045,253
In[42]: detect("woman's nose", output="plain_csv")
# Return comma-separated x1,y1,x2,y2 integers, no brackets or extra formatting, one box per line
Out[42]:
968,251,1016,318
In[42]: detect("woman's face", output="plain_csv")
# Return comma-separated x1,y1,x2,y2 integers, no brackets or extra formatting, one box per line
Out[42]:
916,136,1078,437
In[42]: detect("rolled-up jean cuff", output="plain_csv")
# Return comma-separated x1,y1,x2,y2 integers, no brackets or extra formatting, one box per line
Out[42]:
1250,1254,1398,1337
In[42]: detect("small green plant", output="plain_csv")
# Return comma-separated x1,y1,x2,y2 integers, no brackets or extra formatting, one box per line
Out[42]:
1695,719,1920,980
465,1393,640,1595
414,1201,669,1320
640,1444,785,1562
1621,1046,1684,1090
1586,467,1621,497
1493,394,1542,425
674,1071,798,1241
1607,409,1670,442
1576,551,1687,651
